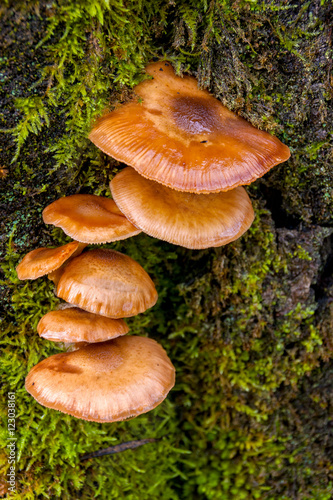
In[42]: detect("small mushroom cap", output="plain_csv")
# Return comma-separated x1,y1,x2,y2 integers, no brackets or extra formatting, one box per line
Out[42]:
37,307,129,343
25,336,175,422
16,241,85,280
110,167,255,249
56,248,158,318
89,61,290,193
42,194,141,244
47,242,87,285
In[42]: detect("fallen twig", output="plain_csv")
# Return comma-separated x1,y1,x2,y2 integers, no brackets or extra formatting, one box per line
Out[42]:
80,438,157,461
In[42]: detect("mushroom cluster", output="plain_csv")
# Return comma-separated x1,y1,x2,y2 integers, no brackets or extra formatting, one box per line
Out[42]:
17,194,175,422
18,61,290,424
89,61,290,249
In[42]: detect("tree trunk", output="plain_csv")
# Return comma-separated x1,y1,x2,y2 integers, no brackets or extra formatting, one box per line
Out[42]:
1,1,332,498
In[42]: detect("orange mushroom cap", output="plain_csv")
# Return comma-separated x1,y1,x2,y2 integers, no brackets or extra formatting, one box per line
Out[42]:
25,336,175,422
16,241,86,280
37,307,129,343
110,167,255,249
89,61,290,193
56,248,158,318
48,266,66,286
42,194,141,244
47,242,87,285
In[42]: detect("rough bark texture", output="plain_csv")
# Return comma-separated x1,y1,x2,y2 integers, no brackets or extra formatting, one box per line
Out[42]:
1,1,333,499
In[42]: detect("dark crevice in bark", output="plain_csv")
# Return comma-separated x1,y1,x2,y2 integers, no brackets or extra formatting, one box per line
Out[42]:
261,186,302,229
312,233,333,302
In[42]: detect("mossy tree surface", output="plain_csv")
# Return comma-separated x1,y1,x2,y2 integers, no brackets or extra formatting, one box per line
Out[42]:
1,1,333,499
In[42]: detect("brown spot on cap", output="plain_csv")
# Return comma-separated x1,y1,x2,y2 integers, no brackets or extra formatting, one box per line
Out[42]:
89,61,290,193
25,336,175,422
37,307,129,343
110,167,255,249
56,248,158,318
43,194,141,244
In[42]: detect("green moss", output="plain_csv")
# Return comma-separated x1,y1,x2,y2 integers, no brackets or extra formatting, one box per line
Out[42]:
1,1,333,499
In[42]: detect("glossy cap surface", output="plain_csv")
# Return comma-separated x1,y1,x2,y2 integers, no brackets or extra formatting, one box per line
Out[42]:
43,194,141,243
25,336,175,422
110,167,255,249
16,241,84,280
89,61,290,193
37,307,129,343
56,248,158,318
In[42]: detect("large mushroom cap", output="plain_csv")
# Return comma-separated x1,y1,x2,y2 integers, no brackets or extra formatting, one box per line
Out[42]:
110,167,255,249
42,194,141,244
25,336,175,422
56,248,158,318
89,61,290,193
37,307,129,343
16,241,85,280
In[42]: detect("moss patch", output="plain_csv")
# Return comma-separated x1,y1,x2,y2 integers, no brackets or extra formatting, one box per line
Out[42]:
1,1,333,499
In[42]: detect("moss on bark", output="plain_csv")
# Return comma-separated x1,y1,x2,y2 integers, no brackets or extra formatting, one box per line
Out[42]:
1,1,333,498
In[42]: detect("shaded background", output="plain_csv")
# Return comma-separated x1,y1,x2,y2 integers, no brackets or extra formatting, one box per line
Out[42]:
1,0,333,498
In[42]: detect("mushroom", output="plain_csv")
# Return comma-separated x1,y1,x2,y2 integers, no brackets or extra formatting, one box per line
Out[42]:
89,61,290,193
110,167,255,249
47,266,67,286
37,307,129,343
16,241,86,280
25,336,175,422
42,194,141,244
56,248,158,318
